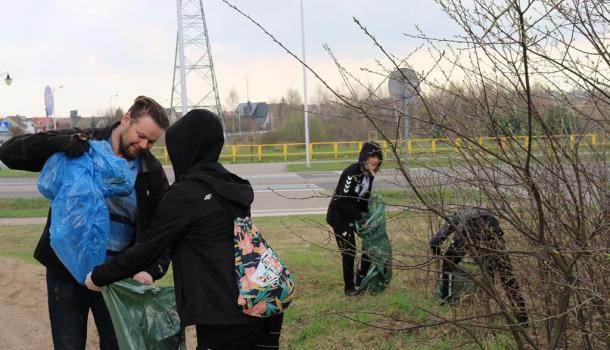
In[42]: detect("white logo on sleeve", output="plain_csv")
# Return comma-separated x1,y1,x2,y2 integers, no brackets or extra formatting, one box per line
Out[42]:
343,176,353,193
204,193,213,200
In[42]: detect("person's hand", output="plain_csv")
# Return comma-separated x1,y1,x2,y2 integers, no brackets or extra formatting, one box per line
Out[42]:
49,133,90,157
430,244,442,256
132,271,154,285
85,272,102,292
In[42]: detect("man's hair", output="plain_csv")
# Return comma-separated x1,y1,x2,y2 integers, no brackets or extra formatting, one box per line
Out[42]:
127,96,170,129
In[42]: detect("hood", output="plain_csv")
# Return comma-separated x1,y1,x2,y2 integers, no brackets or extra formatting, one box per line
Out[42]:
165,109,224,180
184,162,254,217
358,141,383,166
165,110,253,215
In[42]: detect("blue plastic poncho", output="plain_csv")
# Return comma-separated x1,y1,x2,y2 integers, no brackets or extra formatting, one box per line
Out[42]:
38,141,135,284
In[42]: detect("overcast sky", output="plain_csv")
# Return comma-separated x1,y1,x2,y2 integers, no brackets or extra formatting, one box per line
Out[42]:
0,0,456,118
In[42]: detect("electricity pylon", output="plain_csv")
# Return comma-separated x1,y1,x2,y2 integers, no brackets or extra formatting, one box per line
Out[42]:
171,0,223,124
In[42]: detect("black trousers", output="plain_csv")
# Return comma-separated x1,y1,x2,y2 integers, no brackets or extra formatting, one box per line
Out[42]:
334,226,371,292
439,237,528,324
196,313,283,350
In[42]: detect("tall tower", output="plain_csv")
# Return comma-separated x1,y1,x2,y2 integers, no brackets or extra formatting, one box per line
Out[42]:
171,0,223,122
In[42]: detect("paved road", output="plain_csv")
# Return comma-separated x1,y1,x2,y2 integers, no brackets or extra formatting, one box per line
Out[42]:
0,162,410,217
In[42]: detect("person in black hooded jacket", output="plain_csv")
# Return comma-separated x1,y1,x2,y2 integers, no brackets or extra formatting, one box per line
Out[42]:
430,208,528,326
85,109,284,349
326,141,383,295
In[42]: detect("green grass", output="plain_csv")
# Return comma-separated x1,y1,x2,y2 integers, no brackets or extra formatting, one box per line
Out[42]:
154,214,512,348
375,187,484,207
0,168,39,177
0,224,44,264
0,214,513,348
0,187,479,220
0,198,49,217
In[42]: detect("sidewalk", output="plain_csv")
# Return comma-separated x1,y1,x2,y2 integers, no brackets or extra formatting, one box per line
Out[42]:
163,162,289,175
162,163,290,183
0,217,46,226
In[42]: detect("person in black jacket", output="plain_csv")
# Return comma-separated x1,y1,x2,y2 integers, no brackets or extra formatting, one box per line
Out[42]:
0,96,171,350
86,109,284,349
430,208,528,326
326,142,383,296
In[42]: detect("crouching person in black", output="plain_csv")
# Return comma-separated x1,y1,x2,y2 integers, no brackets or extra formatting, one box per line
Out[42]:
326,142,382,296
430,208,529,326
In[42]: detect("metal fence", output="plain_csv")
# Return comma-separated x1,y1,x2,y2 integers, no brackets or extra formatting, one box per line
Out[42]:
150,133,607,163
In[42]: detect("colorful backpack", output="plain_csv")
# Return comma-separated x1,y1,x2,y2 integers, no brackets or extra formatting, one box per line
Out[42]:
233,217,295,317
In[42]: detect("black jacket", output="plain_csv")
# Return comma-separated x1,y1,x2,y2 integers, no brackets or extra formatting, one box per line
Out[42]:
91,109,256,326
326,142,382,232
0,124,170,282
326,163,374,232
430,208,503,254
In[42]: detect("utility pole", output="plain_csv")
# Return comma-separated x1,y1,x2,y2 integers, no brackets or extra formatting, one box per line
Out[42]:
300,0,311,167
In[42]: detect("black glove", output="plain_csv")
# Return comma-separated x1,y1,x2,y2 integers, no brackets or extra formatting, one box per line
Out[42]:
49,133,90,157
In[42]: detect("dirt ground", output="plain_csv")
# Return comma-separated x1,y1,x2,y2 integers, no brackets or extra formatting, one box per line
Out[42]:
0,257,197,349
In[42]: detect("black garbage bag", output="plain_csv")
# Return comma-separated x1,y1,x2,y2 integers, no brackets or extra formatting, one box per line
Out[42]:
101,279,186,350
355,194,392,294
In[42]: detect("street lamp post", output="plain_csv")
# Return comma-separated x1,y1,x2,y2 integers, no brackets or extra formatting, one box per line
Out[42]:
52,85,64,130
1,72,12,86
109,94,119,116
1,72,13,142
300,0,311,168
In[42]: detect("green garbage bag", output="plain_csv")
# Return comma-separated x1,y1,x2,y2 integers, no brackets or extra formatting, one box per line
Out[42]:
355,194,392,294
435,261,481,305
101,279,186,350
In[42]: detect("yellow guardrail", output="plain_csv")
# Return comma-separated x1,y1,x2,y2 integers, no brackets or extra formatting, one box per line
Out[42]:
150,133,605,163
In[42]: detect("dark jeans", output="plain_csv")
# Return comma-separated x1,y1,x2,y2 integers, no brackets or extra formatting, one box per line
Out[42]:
46,269,118,350
334,227,371,292
196,313,284,349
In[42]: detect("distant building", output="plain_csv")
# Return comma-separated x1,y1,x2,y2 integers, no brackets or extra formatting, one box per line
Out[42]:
75,116,109,129
7,115,35,134
29,117,74,132
29,117,52,132
0,115,34,144
0,115,96,146
235,101,271,132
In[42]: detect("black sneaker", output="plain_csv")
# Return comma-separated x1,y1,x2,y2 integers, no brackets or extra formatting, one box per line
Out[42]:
345,287,360,296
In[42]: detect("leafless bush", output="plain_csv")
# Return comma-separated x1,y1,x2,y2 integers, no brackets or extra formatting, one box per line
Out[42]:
223,0,610,348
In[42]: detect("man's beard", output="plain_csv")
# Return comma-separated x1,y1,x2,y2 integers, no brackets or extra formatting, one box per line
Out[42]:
118,135,137,161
